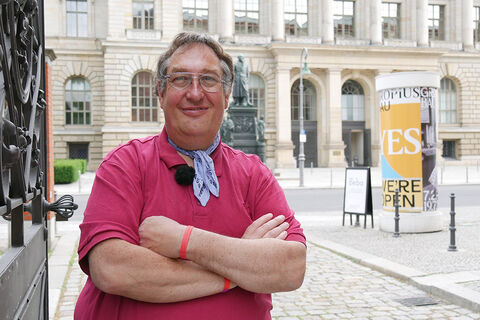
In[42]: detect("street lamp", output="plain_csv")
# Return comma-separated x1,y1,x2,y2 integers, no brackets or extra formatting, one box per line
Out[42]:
299,47,311,187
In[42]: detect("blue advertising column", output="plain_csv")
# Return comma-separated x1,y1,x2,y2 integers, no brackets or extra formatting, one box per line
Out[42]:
375,72,442,233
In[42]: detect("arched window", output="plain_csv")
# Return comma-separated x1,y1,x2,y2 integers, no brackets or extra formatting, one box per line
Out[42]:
65,77,91,125
248,74,265,119
131,72,157,122
439,78,457,124
291,79,316,120
341,80,364,121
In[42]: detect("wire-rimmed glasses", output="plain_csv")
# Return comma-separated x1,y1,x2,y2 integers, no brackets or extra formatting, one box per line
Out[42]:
162,72,226,93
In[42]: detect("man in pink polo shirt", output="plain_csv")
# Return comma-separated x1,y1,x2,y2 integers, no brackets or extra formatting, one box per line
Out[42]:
75,32,306,320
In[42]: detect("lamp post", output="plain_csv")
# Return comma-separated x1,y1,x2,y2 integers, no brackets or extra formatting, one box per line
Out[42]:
299,47,311,187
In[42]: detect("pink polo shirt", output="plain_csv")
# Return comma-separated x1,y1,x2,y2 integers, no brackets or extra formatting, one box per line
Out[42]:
75,129,305,320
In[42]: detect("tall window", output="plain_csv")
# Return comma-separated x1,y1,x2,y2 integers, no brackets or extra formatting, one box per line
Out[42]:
291,79,316,121
342,80,364,121
248,74,265,119
284,0,308,37
183,0,208,32
66,0,88,37
428,4,445,40
131,72,158,122
65,78,91,125
382,2,399,39
234,0,259,34
133,0,154,30
439,78,457,124
334,0,355,38
474,6,480,42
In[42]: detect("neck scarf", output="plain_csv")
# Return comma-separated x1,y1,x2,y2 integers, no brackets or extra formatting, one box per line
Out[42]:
168,134,220,206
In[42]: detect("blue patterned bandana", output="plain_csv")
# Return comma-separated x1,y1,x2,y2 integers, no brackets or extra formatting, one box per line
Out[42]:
168,134,220,206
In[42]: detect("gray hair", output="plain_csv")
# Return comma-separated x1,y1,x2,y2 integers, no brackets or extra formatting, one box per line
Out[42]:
156,32,233,96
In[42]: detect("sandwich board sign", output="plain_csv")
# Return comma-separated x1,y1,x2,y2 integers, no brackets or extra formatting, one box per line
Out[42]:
343,167,373,228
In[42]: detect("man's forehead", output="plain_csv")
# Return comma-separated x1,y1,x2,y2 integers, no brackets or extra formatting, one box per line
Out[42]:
169,43,221,71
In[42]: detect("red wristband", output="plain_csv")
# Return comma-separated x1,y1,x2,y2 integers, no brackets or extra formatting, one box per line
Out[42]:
223,278,231,292
179,226,193,260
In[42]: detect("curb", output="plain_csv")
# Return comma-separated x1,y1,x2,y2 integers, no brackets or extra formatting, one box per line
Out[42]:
307,235,480,313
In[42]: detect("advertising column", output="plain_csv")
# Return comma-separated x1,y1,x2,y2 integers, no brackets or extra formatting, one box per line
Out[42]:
375,72,442,233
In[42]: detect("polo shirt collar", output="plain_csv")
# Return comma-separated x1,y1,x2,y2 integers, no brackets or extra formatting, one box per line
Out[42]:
157,128,224,177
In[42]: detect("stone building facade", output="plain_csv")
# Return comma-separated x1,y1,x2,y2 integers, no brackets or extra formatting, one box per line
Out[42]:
46,0,480,170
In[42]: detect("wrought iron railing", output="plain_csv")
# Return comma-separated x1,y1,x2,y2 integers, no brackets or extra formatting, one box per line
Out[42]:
0,1,77,319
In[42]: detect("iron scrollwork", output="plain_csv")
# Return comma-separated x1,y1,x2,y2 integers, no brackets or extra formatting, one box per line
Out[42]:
0,0,44,219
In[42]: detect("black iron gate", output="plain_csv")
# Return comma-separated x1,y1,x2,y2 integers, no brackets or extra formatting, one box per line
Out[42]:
0,1,76,319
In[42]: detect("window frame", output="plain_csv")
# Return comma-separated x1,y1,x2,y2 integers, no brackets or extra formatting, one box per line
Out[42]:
382,2,400,39
248,73,265,119
291,78,317,121
234,0,259,34
341,80,365,121
65,77,91,125
442,140,456,159
284,0,309,37
133,0,154,30
66,0,88,37
333,0,355,39
183,0,209,32
439,77,457,124
428,4,445,41
131,71,158,123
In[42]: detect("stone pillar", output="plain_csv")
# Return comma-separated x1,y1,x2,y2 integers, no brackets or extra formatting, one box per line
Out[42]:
322,0,334,43
371,0,382,45
463,0,474,49
271,0,284,41
417,0,429,47
274,66,294,168
323,68,345,167
219,0,233,42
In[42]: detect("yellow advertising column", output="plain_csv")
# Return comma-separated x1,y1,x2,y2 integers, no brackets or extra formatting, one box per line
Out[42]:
375,72,442,233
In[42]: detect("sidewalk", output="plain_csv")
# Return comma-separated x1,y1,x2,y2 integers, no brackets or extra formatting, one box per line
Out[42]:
46,166,480,319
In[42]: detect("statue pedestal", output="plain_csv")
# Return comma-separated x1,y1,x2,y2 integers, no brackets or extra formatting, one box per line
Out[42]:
227,103,265,161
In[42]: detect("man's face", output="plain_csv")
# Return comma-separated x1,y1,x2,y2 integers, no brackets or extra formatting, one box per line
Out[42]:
159,44,231,150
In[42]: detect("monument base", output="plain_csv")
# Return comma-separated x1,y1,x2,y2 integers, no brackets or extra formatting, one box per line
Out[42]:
379,210,444,233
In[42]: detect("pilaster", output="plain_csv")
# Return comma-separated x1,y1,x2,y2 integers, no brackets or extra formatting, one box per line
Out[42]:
274,66,294,168
417,0,429,47
323,68,345,167
219,0,233,42
322,0,334,44
370,0,382,45
463,0,474,49
271,0,284,41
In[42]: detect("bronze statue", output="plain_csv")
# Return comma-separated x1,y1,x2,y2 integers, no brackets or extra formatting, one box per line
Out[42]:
232,54,249,107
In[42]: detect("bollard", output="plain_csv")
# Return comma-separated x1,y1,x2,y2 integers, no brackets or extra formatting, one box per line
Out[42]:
448,193,457,251
393,188,400,238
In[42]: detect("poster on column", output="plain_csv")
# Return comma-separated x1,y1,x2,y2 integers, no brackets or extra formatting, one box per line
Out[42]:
379,86,438,212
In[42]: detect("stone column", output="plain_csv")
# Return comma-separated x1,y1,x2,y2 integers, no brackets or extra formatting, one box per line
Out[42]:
274,66,294,168
463,0,474,49
271,0,284,41
322,0,334,43
323,68,345,167
371,0,382,44
219,0,233,42
416,0,429,47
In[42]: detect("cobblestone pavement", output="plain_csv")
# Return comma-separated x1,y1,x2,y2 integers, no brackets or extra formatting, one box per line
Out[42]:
52,234,480,319
272,243,480,320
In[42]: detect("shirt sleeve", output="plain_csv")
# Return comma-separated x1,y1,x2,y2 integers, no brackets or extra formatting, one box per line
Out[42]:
247,160,306,246
78,145,145,275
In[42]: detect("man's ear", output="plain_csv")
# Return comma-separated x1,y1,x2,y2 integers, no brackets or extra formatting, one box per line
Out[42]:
158,83,165,109
224,88,232,109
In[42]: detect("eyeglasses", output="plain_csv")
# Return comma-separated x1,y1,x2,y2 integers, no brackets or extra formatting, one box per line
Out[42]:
162,72,226,93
